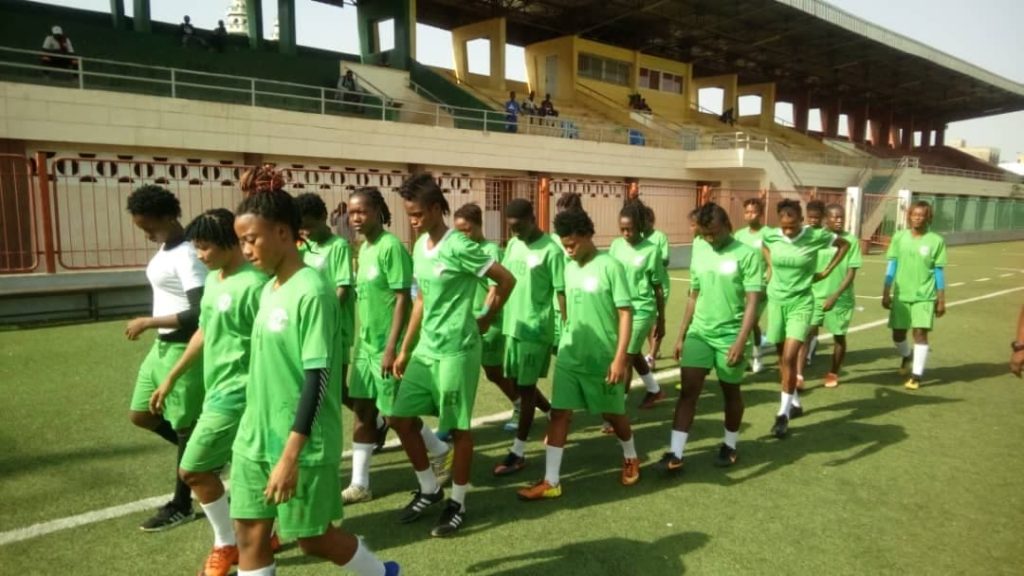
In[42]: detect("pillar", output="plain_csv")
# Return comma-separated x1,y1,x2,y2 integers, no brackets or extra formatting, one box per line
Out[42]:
822,101,841,138
451,18,507,90
850,105,867,144
246,0,263,49
935,125,946,147
110,0,125,30
793,91,810,134
357,0,417,69
132,0,151,33
277,0,296,55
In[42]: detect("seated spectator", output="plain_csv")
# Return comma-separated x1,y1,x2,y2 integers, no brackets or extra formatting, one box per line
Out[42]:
505,90,521,133
210,20,228,52
719,107,736,126
180,16,206,48
337,69,363,112
540,93,559,117
640,97,652,113
41,25,77,70
522,91,538,116
629,93,642,110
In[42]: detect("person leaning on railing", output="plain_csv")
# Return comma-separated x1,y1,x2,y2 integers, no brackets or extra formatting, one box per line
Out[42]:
40,25,77,71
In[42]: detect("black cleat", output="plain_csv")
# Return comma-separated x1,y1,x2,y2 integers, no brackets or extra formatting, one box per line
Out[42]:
139,502,195,532
374,420,390,454
655,452,684,475
398,488,444,524
789,405,805,419
771,414,789,439
430,499,466,538
715,443,738,467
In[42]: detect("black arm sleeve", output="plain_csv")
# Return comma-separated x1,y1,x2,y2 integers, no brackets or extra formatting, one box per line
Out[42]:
175,286,204,333
292,368,329,436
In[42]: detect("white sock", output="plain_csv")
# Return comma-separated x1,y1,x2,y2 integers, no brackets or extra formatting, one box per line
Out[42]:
513,398,521,411
510,438,526,457
641,372,660,393
342,538,385,576
350,442,374,489
670,430,688,458
807,336,818,357
912,344,929,377
724,428,739,450
200,493,235,547
619,436,637,459
896,339,912,358
414,467,439,495
791,389,802,408
420,426,450,457
544,445,564,486
752,345,762,360
375,413,385,429
778,392,793,417
237,566,276,576
451,483,468,511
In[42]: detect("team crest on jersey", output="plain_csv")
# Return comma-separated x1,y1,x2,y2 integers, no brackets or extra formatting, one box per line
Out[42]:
918,245,930,256
719,260,738,274
366,265,380,280
526,254,542,269
217,293,232,312
753,239,763,248
267,308,288,332
309,255,325,269
582,276,600,292
432,262,447,277
632,255,646,267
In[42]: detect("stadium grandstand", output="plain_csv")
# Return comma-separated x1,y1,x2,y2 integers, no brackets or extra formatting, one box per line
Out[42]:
1,0,1023,323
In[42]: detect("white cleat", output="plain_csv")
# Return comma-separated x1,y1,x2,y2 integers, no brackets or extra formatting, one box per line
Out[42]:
341,484,373,504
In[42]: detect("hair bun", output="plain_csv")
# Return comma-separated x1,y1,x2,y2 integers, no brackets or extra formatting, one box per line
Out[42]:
241,164,286,197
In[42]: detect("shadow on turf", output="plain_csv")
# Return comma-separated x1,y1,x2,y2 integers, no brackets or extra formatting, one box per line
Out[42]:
836,361,1010,387
465,531,710,575
0,442,157,477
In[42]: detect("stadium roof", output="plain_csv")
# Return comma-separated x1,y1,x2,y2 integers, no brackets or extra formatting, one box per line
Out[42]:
415,0,1024,124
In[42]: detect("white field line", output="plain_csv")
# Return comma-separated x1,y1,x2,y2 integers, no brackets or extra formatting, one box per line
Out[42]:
3,284,1023,547
999,273,1015,278
995,267,1024,273
976,278,991,282
949,282,965,287
670,276,691,283
856,295,882,300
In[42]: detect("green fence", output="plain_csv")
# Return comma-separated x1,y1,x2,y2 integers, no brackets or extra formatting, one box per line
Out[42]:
915,194,1024,233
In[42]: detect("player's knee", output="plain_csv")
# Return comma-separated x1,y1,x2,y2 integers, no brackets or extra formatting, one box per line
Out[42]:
297,535,330,558
129,410,155,429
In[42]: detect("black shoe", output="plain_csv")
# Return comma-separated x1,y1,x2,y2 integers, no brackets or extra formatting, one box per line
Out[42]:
655,452,684,475
771,414,789,439
139,502,195,532
374,420,390,454
715,443,738,468
492,451,527,476
430,499,465,538
789,405,805,419
398,488,444,524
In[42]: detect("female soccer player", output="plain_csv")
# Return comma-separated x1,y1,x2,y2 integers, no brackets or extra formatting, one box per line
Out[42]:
125,184,207,532
882,201,947,390
549,193,582,355
149,208,268,575
230,169,399,576
658,202,763,473
644,206,671,369
491,198,561,477
806,203,862,388
295,193,355,407
734,197,770,372
391,173,516,538
608,200,666,410
343,187,452,505
517,207,639,501
762,199,849,438
795,199,826,385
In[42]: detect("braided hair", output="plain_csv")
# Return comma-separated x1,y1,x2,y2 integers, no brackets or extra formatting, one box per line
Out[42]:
695,201,732,232
184,208,237,248
240,164,286,198
350,186,392,227
398,172,450,215
777,198,802,219
553,207,594,237
453,202,483,227
294,193,329,221
127,184,181,218
556,192,583,213
619,198,650,233
236,190,301,241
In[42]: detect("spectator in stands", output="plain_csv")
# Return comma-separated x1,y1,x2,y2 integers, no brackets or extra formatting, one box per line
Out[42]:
522,91,538,116
505,91,522,133
41,25,76,70
719,107,736,126
337,69,363,112
210,20,228,53
640,97,652,113
179,16,206,48
540,93,559,117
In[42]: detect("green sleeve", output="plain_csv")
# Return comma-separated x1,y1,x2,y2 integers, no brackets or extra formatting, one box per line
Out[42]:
649,250,665,287
609,260,632,309
846,233,863,269
742,250,765,292
331,239,353,288
382,239,413,290
886,231,901,260
298,291,331,370
549,244,566,291
690,268,701,292
454,235,495,277
933,235,948,268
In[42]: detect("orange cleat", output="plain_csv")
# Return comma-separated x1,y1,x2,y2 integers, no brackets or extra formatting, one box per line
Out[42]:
824,373,839,388
621,458,640,486
198,545,238,576
517,479,562,501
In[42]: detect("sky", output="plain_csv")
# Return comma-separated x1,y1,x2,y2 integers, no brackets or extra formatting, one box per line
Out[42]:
31,0,1024,162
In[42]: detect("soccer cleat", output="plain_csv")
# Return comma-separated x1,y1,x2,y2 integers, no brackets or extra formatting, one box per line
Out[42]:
198,545,238,576
904,377,921,390
655,452,684,475
436,429,452,443
621,457,641,486
771,414,789,439
374,420,390,454
503,406,521,433
517,479,562,501
600,421,616,435
384,561,402,576
751,356,764,374
899,355,912,376
715,443,738,468
398,488,444,524
824,372,839,388
492,452,527,476
789,405,804,419
431,447,454,486
139,502,195,532
638,390,666,409
430,499,466,538
341,484,373,504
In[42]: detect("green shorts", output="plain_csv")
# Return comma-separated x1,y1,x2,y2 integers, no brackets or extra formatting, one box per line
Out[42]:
550,363,625,416
392,342,481,431
130,340,204,430
888,300,935,331
481,328,505,368
810,297,826,327
679,332,747,384
766,294,813,344
628,315,656,355
503,337,552,386
179,410,239,473
824,303,855,336
228,454,342,540
349,350,398,416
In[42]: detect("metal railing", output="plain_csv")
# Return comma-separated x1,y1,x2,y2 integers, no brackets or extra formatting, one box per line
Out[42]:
0,154,40,273
919,164,1021,183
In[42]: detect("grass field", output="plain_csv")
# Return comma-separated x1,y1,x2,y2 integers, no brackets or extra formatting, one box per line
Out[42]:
2,241,1023,575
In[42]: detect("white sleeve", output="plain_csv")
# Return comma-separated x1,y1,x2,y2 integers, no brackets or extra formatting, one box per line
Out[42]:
176,245,208,291
42,36,58,50
65,39,74,53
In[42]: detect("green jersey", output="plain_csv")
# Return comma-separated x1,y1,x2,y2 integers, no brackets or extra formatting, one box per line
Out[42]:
887,229,947,302
301,235,354,350
763,226,835,303
235,267,343,466
501,233,566,344
472,240,503,340
414,230,495,358
608,237,664,320
355,231,412,356
198,263,268,416
647,229,670,266
813,231,862,304
559,253,632,376
734,226,768,251
689,238,764,338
